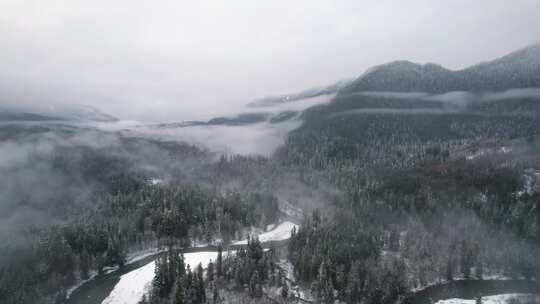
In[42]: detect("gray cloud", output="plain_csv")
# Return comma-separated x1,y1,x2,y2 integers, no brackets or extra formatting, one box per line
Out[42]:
1,0,539,121
333,88,540,118
0,123,213,238
132,120,303,156
358,88,540,105
107,94,333,155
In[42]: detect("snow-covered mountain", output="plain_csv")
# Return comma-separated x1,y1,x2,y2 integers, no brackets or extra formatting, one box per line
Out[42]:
340,43,540,94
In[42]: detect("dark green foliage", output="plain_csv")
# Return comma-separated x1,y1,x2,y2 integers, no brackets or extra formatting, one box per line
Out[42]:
207,260,215,282
0,182,279,304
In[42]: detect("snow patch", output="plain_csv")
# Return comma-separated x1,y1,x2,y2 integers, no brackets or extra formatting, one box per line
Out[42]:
435,293,540,304
233,221,298,245
145,177,164,186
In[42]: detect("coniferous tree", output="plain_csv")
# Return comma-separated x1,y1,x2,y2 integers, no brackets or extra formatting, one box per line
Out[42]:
174,276,185,304
196,263,206,304
207,260,215,282
249,272,262,298
477,257,484,280
184,266,194,304
281,284,289,299
212,285,219,304
152,255,169,299
217,246,223,278
80,248,90,280
446,258,454,281
460,242,472,279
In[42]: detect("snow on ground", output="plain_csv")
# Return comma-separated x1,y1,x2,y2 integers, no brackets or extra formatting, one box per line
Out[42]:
276,259,315,302
183,251,221,271
190,238,225,248
102,261,155,304
147,178,163,185
411,268,514,293
466,150,485,160
519,168,540,196
278,200,304,218
101,251,233,304
435,293,540,304
67,248,159,300
277,259,296,282
482,273,512,281
233,221,298,245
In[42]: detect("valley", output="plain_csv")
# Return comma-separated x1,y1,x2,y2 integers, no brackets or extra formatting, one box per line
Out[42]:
1,41,540,304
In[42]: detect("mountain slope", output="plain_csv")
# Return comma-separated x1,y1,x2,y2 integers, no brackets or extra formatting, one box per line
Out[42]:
457,43,540,91
248,79,351,107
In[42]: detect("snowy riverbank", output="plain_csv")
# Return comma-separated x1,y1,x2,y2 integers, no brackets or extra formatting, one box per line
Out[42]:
435,293,540,304
99,221,298,304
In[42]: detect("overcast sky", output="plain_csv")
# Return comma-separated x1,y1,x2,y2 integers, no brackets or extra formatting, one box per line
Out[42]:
1,0,539,122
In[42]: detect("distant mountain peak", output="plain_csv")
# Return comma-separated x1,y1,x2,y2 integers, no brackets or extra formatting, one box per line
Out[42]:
0,103,118,122
341,60,454,94
362,60,449,76
57,104,118,122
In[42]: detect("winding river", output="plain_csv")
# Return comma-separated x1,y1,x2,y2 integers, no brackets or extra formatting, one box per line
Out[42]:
407,279,540,304
66,240,289,304
66,217,538,304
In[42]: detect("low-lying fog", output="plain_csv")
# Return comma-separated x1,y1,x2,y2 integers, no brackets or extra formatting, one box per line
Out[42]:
96,94,334,155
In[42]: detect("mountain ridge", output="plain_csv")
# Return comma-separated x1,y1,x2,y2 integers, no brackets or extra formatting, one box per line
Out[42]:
340,43,540,95
0,104,118,122
247,79,352,107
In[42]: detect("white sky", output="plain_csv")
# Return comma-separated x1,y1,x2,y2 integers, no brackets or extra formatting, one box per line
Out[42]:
1,0,539,121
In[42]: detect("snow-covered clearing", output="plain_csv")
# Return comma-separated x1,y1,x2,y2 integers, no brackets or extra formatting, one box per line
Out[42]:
183,251,221,271
435,293,540,304
233,221,298,245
